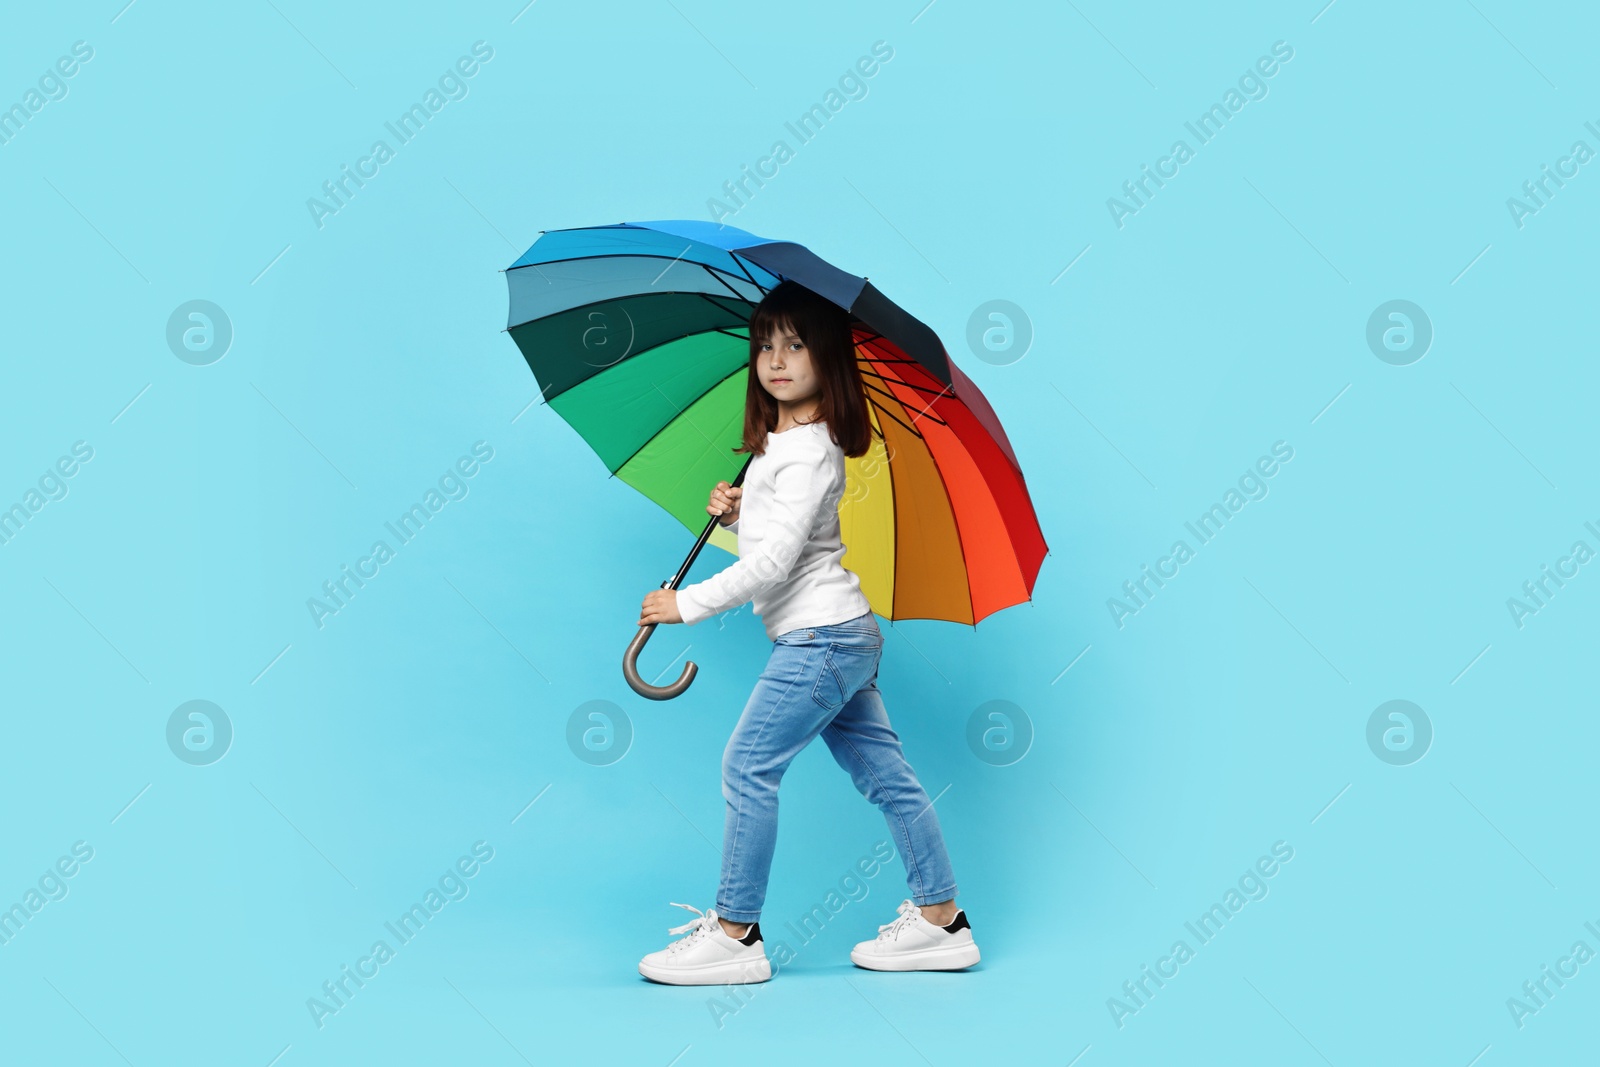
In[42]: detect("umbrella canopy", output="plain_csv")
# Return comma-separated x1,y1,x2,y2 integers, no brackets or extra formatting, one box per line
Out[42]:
505,220,1047,626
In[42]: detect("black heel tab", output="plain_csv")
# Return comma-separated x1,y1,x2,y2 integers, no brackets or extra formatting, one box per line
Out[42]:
738,922,763,945
941,912,970,934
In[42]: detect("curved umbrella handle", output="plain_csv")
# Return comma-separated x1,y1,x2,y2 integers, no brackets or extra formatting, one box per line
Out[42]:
624,591,700,701
623,457,752,702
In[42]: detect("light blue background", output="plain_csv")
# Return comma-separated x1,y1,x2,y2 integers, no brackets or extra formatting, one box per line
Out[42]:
1,1,1594,1064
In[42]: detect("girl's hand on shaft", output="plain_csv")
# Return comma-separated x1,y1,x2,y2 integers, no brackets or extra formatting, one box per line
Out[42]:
708,481,742,527
639,589,682,626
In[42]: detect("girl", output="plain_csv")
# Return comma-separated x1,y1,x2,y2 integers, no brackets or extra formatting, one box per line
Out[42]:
635,280,980,985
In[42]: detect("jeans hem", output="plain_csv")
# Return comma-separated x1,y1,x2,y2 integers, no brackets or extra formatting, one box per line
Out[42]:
714,905,762,924
910,884,958,907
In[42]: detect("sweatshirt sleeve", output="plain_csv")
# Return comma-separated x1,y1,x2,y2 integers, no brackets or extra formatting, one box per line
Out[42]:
677,446,831,626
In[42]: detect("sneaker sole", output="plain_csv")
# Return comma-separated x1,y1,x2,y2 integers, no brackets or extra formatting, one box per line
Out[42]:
639,955,773,986
850,941,981,972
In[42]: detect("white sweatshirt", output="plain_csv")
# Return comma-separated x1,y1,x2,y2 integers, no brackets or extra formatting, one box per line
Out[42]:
676,420,873,640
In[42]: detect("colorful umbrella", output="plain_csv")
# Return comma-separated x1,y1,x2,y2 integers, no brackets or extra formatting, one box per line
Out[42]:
504,220,1047,699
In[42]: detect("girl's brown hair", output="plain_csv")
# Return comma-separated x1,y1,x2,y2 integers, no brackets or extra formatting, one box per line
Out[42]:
735,280,878,458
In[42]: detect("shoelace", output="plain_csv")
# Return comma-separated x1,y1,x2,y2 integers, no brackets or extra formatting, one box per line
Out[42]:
875,899,923,941
663,902,722,954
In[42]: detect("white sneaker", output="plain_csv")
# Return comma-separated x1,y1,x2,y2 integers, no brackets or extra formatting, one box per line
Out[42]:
638,903,772,986
850,899,981,971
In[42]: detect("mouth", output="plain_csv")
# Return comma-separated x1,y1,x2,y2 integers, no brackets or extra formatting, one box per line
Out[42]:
771,378,791,384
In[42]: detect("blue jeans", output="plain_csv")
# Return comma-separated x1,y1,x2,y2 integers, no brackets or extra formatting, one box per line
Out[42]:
716,610,958,923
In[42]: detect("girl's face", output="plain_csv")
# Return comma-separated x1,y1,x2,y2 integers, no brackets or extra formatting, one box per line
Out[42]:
756,323,820,403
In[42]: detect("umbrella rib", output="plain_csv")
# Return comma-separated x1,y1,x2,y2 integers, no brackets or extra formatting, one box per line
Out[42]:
859,331,954,390
511,252,764,298
855,333,940,371
867,391,942,432
864,393,929,441
856,335,952,396
905,383,955,431
864,377,947,428
605,364,749,478
856,349,931,369
854,332,895,357
691,290,760,322
857,367,946,396
696,260,761,302
726,251,774,295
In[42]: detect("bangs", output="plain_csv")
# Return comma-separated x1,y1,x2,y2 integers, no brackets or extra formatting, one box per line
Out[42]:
738,279,874,458
748,309,798,349
747,281,838,358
